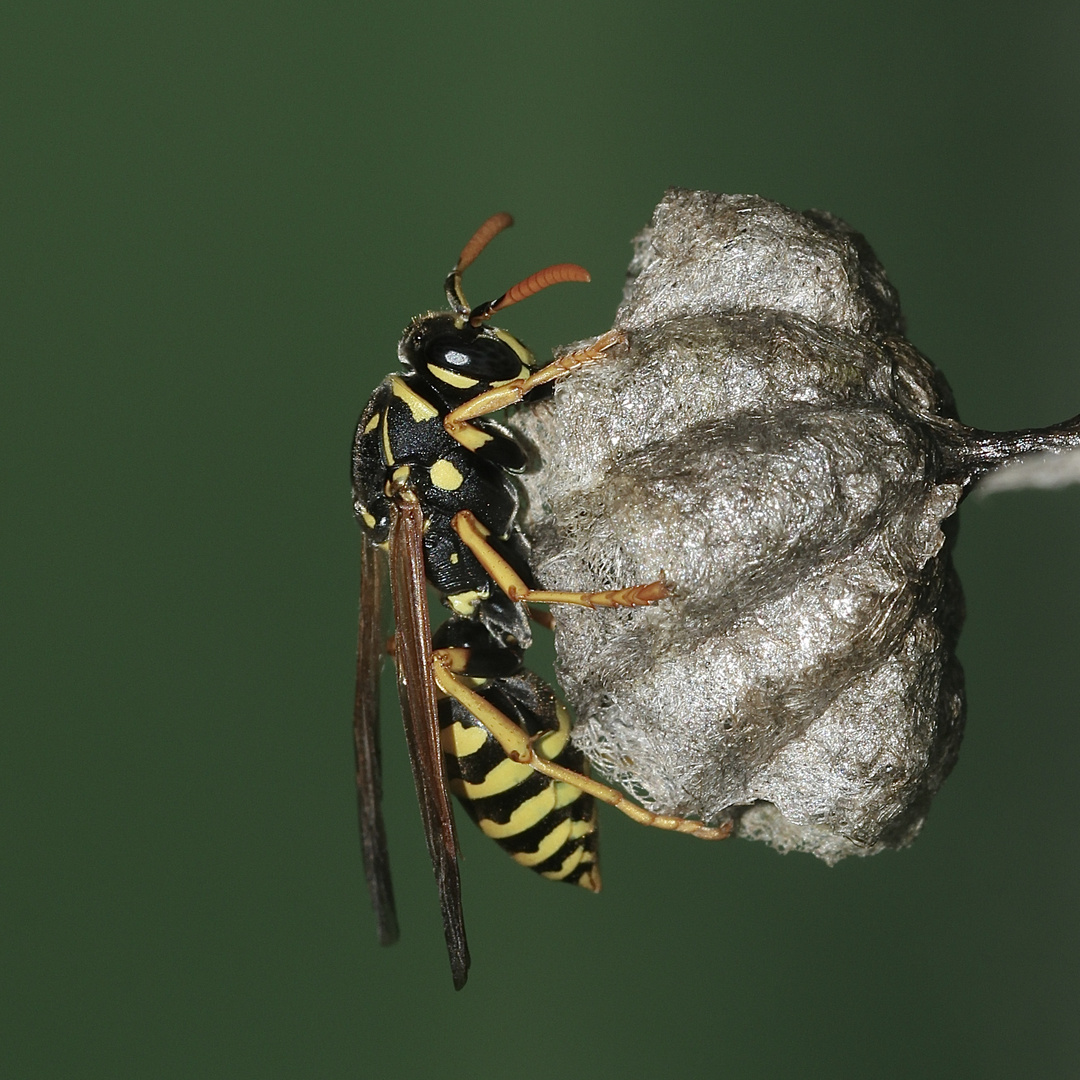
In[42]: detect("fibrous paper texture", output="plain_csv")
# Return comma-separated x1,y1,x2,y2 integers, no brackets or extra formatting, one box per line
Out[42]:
513,189,1079,861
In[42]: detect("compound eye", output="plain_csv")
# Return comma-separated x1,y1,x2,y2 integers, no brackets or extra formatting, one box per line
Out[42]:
441,348,473,370
427,332,521,384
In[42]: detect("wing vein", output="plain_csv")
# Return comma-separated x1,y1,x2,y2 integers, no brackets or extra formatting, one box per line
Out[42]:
354,536,399,945
389,498,471,989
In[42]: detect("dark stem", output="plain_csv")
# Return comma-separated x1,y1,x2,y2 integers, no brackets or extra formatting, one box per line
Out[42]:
938,412,1080,490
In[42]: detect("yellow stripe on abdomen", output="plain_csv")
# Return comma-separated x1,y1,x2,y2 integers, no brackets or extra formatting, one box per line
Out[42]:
454,756,534,800
540,843,587,881
552,780,583,808
532,701,571,761
510,818,573,867
440,720,488,757
478,785,556,839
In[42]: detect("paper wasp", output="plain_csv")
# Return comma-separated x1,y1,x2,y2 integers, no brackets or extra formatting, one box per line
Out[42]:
351,214,731,989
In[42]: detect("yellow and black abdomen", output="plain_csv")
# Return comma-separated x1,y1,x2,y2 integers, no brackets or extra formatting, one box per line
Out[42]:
439,671,600,891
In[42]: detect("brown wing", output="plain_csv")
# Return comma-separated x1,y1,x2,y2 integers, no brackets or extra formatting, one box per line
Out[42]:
388,497,471,990
353,534,399,945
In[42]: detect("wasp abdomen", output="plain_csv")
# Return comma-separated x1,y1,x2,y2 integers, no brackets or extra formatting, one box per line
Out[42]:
439,671,600,890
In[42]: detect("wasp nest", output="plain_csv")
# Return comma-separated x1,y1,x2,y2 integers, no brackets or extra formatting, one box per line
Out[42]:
513,188,1080,862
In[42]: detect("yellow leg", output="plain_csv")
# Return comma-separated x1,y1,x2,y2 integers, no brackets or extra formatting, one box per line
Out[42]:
453,510,670,609
444,329,627,431
432,651,732,841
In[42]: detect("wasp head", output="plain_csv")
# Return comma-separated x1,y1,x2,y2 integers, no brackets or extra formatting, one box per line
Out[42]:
398,313,534,406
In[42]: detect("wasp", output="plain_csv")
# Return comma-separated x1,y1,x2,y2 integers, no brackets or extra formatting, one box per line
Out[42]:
351,214,731,989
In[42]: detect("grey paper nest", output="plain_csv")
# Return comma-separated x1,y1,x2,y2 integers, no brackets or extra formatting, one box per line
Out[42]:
512,189,1080,862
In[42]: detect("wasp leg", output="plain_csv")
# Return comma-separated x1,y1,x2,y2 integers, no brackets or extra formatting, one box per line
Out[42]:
525,603,557,631
432,651,730,840
453,510,669,609
444,329,627,430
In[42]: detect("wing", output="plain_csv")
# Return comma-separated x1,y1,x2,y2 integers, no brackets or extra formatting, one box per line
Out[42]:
388,497,471,990
353,533,400,945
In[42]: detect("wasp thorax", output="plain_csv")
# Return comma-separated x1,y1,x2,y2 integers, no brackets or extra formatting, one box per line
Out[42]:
513,188,1080,864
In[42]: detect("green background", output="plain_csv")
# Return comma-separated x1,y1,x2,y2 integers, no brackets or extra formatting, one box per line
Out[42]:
4,2,1078,1077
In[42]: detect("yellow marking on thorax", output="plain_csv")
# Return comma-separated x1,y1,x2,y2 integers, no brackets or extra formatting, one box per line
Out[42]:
453,756,533,800
380,412,395,465
363,412,380,434
360,509,377,530
428,364,478,389
449,553,459,564
392,465,410,484
429,459,464,491
478,786,556,839
447,421,493,452
510,818,571,866
447,589,485,616
390,375,439,422
440,721,488,757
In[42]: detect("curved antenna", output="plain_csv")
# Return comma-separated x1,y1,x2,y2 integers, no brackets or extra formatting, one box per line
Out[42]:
444,213,514,315
467,263,591,326
457,212,514,272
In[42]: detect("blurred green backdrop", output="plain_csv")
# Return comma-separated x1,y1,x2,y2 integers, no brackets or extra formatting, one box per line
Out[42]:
4,2,1078,1077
